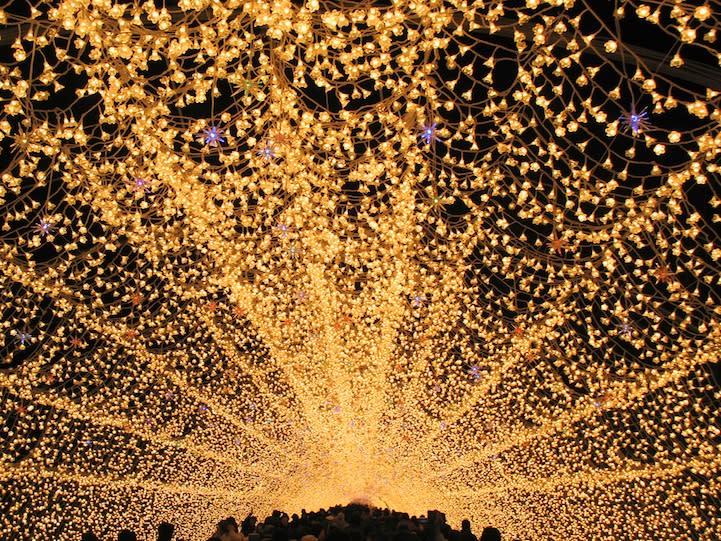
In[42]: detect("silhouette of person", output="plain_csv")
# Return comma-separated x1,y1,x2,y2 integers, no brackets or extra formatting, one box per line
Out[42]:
158,522,175,541
118,530,138,541
479,528,500,541
457,520,477,541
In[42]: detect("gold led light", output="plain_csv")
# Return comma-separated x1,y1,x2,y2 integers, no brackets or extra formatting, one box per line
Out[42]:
1,1,720,539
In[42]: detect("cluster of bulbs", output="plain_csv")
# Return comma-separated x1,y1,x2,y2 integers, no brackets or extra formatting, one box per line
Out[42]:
1,0,720,539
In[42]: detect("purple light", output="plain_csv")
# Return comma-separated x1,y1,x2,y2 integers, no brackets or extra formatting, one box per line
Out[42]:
420,122,440,145
34,219,54,236
202,125,226,147
131,177,151,193
258,140,276,160
276,223,289,237
620,106,650,135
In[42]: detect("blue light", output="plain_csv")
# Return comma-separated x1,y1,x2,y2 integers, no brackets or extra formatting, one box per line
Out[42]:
258,140,276,160
620,106,650,135
34,219,54,236
420,122,440,145
202,125,226,147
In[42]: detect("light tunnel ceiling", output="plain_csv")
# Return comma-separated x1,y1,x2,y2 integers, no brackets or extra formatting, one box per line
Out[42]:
1,0,721,539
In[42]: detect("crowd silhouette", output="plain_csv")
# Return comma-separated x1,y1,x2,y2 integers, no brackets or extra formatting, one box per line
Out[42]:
81,504,503,541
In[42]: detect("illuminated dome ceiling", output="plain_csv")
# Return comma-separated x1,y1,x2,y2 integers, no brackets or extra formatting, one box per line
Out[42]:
1,0,721,539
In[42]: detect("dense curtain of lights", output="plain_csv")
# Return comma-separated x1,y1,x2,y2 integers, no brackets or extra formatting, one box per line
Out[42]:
1,0,721,539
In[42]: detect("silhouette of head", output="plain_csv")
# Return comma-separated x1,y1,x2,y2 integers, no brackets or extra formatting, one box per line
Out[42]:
479,527,500,541
158,522,175,541
118,530,138,541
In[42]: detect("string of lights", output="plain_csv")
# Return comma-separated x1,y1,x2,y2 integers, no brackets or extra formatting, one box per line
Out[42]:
1,0,720,539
